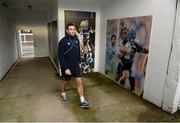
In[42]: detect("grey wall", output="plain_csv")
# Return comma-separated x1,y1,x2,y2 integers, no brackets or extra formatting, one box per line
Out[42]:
0,8,18,80
15,9,48,57
48,0,58,70
48,0,58,22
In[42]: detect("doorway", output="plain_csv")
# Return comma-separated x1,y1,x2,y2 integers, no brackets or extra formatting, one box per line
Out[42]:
18,30,35,58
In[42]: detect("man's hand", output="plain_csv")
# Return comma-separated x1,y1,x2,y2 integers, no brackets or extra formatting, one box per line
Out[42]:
65,69,71,75
79,64,82,68
119,44,127,54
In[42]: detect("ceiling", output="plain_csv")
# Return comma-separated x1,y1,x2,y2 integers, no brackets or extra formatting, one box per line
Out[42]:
7,0,102,10
7,0,52,10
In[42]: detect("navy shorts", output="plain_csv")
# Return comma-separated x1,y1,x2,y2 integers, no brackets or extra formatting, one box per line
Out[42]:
61,66,82,81
116,60,132,74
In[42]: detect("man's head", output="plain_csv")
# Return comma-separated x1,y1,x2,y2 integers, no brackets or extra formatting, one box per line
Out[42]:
127,29,136,41
84,20,89,27
120,28,128,40
111,34,116,45
66,23,76,36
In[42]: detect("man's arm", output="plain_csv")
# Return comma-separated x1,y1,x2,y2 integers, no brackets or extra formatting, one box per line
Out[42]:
134,42,149,54
141,46,149,54
58,40,68,70
119,43,129,54
77,40,82,68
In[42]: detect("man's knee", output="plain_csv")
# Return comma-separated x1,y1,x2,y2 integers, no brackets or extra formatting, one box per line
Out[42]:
61,80,66,84
76,78,83,86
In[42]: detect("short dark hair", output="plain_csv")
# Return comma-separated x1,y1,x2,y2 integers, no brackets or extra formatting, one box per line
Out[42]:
66,23,76,30
111,34,116,40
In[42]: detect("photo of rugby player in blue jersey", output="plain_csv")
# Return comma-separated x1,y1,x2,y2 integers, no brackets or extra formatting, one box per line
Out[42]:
105,16,152,97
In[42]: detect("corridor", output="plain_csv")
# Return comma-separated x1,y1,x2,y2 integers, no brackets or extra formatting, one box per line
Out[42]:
0,57,180,122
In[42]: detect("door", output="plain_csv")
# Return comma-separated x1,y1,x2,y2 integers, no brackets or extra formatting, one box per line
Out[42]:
18,30,35,58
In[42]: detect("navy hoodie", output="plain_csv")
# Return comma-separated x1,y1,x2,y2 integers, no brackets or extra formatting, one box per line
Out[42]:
58,35,81,70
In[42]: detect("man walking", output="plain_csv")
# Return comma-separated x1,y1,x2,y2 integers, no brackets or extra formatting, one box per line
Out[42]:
58,23,91,109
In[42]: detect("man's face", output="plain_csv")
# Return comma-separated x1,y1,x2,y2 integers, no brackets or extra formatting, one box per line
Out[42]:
66,26,76,36
123,32,128,39
111,36,116,45
85,20,89,26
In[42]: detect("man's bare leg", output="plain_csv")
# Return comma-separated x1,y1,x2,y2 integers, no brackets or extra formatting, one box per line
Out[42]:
61,80,66,93
115,73,121,81
75,77,84,97
60,80,67,101
75,77,91,108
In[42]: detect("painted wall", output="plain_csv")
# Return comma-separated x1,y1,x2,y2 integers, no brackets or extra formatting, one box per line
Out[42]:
15,9,48,57
0,9,18,80
99,0,176,111
58,0,101,72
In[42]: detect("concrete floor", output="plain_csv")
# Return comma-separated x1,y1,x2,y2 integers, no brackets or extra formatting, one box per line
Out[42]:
0,57,180,122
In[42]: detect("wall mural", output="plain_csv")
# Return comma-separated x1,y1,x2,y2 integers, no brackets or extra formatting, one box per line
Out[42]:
105,16,153,97
65,10,96,73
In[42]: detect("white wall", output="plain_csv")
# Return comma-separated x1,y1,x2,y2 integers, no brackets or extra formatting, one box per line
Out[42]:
58,0,101,72
0,8,18,80
162,0,180,113
99,0,177,111
15,9,48,57
57,0,179,113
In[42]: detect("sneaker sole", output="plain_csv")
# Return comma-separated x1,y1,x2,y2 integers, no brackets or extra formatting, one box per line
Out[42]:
60,97,68,103
80,104,92,109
